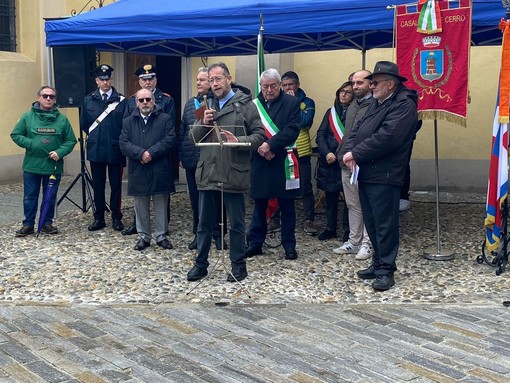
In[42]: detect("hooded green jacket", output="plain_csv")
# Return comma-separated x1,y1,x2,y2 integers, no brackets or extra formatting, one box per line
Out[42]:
11,102,77,175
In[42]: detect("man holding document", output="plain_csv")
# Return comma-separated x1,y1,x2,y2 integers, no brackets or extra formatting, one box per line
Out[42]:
335,69,373,260
342,61,418,291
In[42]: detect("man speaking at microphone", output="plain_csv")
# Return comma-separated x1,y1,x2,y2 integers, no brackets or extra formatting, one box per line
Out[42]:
187,62,265,283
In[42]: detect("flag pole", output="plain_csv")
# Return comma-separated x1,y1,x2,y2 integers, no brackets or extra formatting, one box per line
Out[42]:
255,13,265,95
423,119,455,260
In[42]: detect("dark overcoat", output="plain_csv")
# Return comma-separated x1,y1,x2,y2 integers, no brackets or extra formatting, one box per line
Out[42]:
250,91,301,199
119,105,176,196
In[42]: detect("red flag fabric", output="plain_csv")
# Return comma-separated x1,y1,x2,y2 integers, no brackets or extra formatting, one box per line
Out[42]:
396,0,471,127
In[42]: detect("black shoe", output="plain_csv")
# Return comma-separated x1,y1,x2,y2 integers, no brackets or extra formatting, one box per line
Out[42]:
357,265,376,280
372,275,395,291
157,238,173,249
214,237,228,250
112,219,124,231
88,219,106,231
188,236,197,250
187,265,208,281
318,229,336,241
134,238,150,251
244,246,263,258
15,225,34,237
285,249,298,260
227,266,248,282
122,224,137,236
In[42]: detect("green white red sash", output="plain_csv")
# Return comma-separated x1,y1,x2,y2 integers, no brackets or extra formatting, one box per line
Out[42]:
417,0,442,34
253,98,300,190
328,106,345,144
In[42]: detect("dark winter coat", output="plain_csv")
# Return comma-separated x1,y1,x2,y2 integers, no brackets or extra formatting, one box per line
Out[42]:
80,87,127,165
344,85,418,186
190,87,265,193
119,105,176,196
315,102,349,193
250,91,301,199
179,95,204,170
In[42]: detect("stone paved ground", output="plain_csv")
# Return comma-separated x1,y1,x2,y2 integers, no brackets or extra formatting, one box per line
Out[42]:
0,179,509,382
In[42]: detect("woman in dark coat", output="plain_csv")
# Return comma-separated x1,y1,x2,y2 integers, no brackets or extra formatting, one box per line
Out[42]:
315,81,353,240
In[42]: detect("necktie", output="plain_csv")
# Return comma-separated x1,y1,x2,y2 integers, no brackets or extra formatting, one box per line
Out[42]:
143,116,148,124
102,93,108,103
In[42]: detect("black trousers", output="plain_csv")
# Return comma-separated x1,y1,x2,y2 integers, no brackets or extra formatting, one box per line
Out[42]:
358,182,400,276
89,161,123,221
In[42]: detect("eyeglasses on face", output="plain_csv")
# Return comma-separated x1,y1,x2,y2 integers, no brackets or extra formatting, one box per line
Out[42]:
209,76,226,84
40,94,56,100
261,83,279,90
339,89,353,95
137,97,153,103
369,79,391,87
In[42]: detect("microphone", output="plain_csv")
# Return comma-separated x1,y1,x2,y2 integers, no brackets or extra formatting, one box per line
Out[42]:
206,90,215,110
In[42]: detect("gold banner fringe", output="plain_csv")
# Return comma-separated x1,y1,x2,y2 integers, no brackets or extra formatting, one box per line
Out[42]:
418,110,467,127
499,116,510,124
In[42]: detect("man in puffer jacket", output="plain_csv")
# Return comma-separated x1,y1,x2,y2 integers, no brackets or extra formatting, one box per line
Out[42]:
11,85,77,237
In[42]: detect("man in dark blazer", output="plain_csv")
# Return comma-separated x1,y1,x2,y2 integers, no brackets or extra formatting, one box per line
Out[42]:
245,68,301,260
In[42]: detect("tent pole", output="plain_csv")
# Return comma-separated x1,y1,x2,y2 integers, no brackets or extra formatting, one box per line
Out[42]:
47,46,53,86
423,118,455,261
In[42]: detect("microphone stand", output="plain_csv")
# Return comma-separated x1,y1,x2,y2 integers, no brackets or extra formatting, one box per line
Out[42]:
57,112,95,213
186,95,252,298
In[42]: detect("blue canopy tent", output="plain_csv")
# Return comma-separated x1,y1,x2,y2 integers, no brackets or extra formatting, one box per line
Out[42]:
45,0,505,56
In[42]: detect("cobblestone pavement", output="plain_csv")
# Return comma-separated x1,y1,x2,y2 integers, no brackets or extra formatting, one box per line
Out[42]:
0,178,508,382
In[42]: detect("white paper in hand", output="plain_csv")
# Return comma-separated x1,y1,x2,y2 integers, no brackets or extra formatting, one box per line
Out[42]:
350,165,359,185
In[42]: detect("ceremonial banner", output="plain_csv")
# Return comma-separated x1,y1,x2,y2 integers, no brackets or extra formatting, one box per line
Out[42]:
485,19,510,252
396,0,471,127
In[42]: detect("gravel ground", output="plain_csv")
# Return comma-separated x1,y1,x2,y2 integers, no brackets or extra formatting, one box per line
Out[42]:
0,179,508,306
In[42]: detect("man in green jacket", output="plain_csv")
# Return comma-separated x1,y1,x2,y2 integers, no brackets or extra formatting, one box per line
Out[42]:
11,86,77,237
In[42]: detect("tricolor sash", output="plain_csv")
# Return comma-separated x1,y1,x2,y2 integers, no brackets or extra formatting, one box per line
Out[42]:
253,99,300,190
328,106,345,144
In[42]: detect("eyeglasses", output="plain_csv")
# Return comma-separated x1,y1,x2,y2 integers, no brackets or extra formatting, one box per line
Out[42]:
40,94,56,100
339,90,353,95
369,79,391,87
261,83,280,90
209,76,225,84
137,97,153,103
